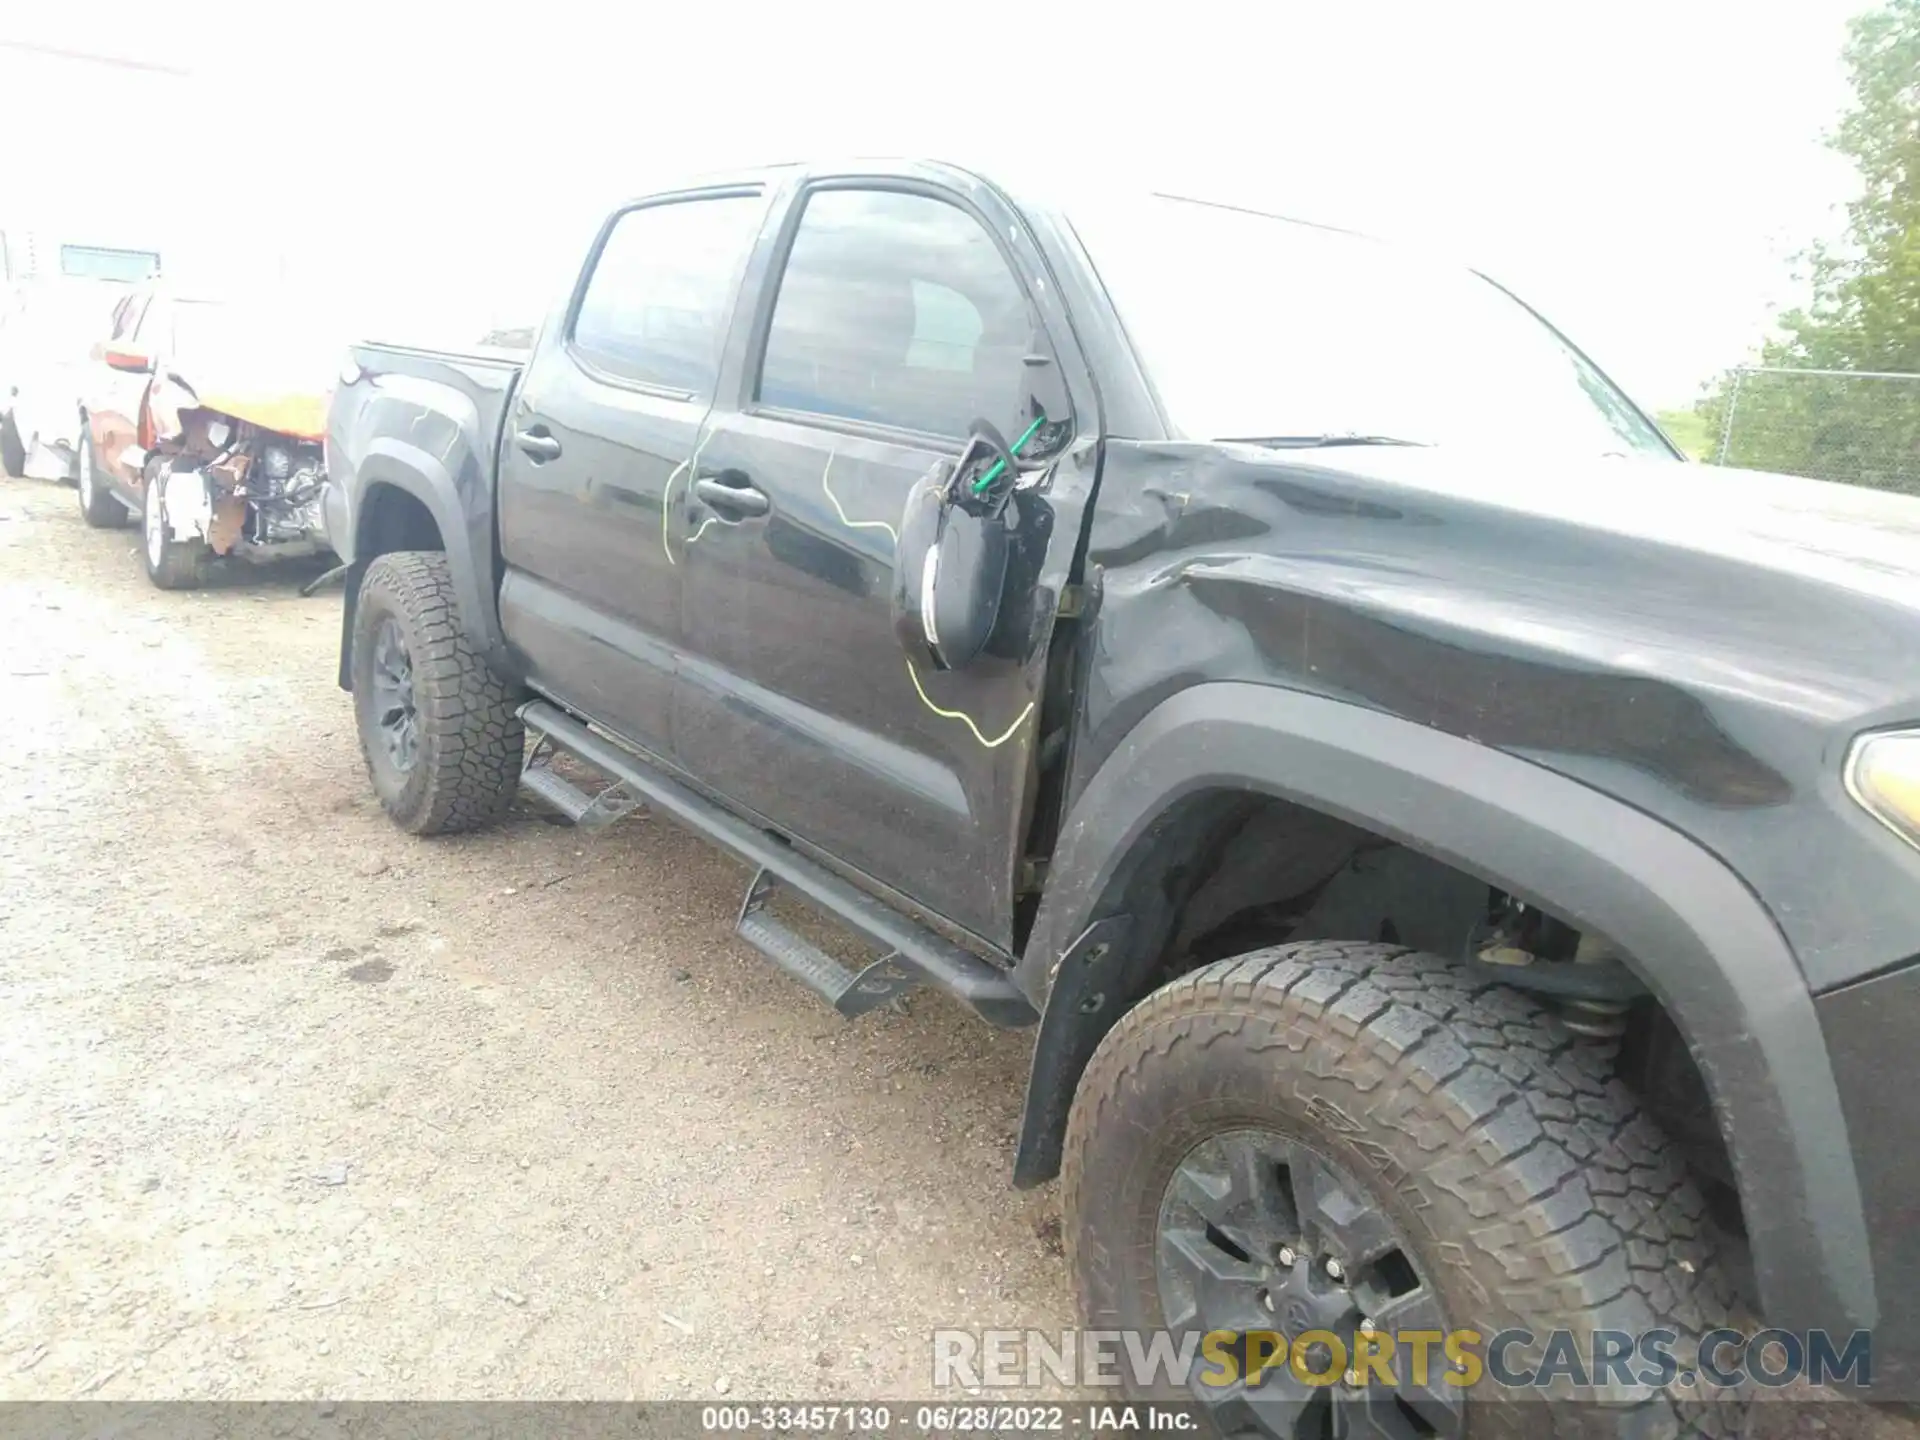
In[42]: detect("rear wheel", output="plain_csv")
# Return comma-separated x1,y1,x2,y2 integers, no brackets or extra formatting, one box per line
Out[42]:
1064,941,1743,1439
141,464,210,590
0,412,24,477
351,550,523,834
76,429,123,527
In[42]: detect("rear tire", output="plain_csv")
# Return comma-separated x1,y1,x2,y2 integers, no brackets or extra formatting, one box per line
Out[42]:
0,413,24,478
351,550,523,835
1063,940,1744,1439
76,429,124,527
141,464,210,590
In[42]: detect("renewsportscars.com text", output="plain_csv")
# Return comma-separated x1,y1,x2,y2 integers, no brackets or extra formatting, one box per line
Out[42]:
932,1327,1873,1393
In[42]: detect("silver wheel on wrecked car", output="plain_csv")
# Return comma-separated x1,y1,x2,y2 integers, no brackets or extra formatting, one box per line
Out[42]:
139,463,210,590
76,429,125,528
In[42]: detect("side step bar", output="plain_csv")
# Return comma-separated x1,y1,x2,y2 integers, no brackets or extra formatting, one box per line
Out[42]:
736,868,919,1019
520,731,644,830
518,701,1038,1028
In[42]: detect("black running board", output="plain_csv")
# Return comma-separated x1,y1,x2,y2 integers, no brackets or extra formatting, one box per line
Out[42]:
520,729,645,830
736,867,920,1019
518,701,1038,1028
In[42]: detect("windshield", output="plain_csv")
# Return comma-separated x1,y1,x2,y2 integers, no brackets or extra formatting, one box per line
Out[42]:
166,297,359,395
166,298,231,361
1068,196,1674,458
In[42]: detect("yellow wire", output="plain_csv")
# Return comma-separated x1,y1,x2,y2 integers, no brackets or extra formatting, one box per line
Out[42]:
667,443,1028,750
820,449,898,543
660,429,714,566
660,460,687,566
905,658,1034,749
819,447,1033,750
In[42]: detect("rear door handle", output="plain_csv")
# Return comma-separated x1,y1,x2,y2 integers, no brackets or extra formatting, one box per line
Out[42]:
693,475,769,518
516,429,562,462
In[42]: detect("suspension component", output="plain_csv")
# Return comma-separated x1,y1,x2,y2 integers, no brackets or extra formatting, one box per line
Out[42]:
1555,995,1632,1044
1468,904,1645,1046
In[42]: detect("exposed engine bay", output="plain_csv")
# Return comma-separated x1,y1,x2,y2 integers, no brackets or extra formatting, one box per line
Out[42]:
145,382,330,561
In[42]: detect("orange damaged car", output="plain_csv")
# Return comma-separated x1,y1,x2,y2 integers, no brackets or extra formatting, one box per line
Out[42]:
77,284,337,589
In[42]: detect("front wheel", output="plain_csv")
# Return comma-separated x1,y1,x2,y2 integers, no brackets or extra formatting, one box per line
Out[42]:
141,465,210,589
76,428,124,527
1063,941,1741,1439
351,550,523,835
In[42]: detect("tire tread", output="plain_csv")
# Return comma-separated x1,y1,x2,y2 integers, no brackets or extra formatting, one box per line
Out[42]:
1063,940,1747,1436
354,551,521,835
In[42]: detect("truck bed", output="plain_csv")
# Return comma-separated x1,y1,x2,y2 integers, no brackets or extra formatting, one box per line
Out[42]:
350,339,525,455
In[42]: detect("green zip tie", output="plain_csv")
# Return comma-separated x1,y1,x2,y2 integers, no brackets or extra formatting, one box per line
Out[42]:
971,415,1047,495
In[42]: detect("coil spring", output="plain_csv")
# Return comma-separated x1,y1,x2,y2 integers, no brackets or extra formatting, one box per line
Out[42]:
1555,996,1631,1047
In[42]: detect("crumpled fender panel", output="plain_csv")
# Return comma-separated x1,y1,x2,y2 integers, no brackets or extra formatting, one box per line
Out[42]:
1015,679,1876,1345
1010,435,1911,1345
1059,439,1920,993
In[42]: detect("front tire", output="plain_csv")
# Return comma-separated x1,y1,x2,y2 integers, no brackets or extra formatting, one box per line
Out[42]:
141,464,210,590
351,550,523,835
76,429,124,527
1063,941,1740,1439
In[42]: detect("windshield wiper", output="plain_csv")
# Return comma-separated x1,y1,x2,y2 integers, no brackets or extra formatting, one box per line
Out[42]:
1221,433,1430,449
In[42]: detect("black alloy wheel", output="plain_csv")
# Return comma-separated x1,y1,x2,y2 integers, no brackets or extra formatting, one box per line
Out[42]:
369,615,419,775
1158,1129,1458,1439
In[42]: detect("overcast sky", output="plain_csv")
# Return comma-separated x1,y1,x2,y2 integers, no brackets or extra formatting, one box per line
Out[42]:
0,0,1868,408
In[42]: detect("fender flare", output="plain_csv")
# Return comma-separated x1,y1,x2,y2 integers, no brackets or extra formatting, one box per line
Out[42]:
338,438,509,687
1013,681,1875,1336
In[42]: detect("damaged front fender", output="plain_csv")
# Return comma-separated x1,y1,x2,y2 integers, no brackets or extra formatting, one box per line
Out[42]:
1012,680,1875,1346
1010,432,1911,1341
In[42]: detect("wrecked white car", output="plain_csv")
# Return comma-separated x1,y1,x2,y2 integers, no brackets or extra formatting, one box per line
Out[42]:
1,278,127,482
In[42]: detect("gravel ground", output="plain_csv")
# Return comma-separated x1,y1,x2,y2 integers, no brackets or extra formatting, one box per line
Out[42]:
0,470,1909,1437
0,472,1069,1402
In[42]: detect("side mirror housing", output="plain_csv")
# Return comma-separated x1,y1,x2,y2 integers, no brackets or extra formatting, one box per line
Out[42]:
890,421,1037,673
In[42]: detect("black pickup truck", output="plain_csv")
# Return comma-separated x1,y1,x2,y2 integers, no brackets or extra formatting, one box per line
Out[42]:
325,161,1920,1434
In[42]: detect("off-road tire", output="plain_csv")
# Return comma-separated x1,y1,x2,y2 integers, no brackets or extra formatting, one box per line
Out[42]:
76,429,123,527
0,412,24,478
351,550,522,835
1063,940,1745,1439
141,466,210,590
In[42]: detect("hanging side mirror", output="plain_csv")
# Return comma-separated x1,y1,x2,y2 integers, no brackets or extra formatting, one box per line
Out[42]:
890,341,1074,672
891,422,1022,672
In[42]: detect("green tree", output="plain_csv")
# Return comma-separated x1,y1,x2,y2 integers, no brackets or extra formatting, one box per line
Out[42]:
1701,0,1920,493
1656,407,1716,460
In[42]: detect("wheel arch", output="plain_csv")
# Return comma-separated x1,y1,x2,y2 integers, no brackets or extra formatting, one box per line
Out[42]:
337,441,508,690
1013,680,1875,1339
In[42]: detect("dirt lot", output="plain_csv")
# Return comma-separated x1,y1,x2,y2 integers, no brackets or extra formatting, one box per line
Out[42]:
0,472,1069,1402
0,470,1905,1437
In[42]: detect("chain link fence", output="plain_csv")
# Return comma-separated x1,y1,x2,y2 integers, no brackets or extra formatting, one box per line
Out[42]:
1711,365,1920,495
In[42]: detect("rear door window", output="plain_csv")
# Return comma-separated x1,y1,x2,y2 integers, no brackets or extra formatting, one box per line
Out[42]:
569,195,765,395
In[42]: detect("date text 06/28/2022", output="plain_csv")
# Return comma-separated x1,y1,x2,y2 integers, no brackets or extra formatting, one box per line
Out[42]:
700,1405,1198,1433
